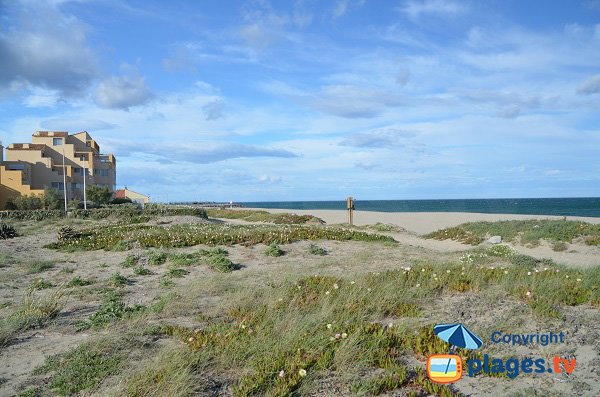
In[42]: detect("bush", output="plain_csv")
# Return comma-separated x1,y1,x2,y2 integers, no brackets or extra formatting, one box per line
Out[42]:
111,197,133,205
133,266,152,276
552,241,568,252
308,243,328,255
0,223,18,239
67,277,93,287
86,185,112,205
148,251,167,266
263,243,285,257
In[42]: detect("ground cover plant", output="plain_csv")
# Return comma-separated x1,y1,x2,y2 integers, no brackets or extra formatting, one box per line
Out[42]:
110,258,599,396
0,222,19,239
46,223,396,251
426,219,600,246
206,208,324,224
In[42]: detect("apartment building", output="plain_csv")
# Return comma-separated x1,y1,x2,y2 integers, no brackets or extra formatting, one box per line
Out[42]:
0,131,116,209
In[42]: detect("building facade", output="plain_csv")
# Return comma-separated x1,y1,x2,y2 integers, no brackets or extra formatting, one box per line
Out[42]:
114,188,150,205
0,131,116,209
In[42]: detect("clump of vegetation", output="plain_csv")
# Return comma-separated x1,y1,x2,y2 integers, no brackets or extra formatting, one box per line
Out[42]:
47,223,396,252
66,276,93,287
30,278,53,290
0,222,19,239
57,226,80,241
166,266,188,278
148,250,168,265
263,242,285,257
198,248,238,272
0,287,67,347
33,337,123,395
167,252,197,266
487,244,514,257
108,273,128,287
427,219,600,246
60,266,75,274
27,261,55,274
133,266,152,276
122,253,140,268
552,241,568,252
206,208,324,224
75,291,144,331
307,243,328,255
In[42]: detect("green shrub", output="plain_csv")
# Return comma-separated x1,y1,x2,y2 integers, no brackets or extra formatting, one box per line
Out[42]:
166,266,188,278
75,291,144,331
30,278,53,290
67,277,93,287
133,266,152,276
0,223,18,239
487,244,514,257
108,273,128,287
308,243,328,255
206,209,322,224
148,251,167,265
263,243,284,257
168,252,197,266
122,254,140,268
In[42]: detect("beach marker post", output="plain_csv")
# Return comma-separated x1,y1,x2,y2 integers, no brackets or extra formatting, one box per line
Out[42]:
347,196,354,225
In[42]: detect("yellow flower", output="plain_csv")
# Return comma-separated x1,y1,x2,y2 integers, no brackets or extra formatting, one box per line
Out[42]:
299,369,307,377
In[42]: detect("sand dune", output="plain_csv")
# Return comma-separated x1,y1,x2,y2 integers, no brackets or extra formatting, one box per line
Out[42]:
246,208,600,235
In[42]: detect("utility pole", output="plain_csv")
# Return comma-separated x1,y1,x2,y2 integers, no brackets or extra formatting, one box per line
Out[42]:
83,162,87,210
61,144,68,213
347,196,354,225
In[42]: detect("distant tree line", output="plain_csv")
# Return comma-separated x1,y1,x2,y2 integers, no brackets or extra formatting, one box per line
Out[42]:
5,186,131,210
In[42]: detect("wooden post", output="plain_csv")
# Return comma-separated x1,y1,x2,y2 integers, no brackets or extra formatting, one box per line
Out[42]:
347,196,354,225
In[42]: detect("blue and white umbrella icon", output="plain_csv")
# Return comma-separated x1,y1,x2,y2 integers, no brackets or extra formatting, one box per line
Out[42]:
434,323,482,350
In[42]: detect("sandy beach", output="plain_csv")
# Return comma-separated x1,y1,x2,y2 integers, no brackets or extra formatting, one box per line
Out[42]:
246,208,600,235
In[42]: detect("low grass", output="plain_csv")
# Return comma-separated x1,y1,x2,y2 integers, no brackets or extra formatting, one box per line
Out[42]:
148,251,168,266
133,266,153,276
33,336,126,396
46,223,395,251
75,290,145,331
0,287,67,347
27,261,55,274
66,276,93,287
122,253,140,268
30,278,54,290
426,219,600,246
206,209,324,225
111,258,599,396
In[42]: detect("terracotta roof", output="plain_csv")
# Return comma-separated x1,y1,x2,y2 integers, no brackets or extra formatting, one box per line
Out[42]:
114,189,126,198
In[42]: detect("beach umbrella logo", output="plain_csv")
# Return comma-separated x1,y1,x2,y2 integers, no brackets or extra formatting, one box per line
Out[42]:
434,323,483,350
427,323,482,384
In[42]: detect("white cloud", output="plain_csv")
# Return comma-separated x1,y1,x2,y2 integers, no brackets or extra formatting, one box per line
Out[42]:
94,75,152,110
0,2,97,96
576,75,600,95
400,0,466,20
22,88,61,108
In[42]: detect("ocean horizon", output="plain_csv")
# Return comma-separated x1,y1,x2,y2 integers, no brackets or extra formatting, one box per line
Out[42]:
238,197,600,218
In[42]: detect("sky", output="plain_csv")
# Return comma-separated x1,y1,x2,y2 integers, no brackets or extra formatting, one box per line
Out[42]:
1,0,599,202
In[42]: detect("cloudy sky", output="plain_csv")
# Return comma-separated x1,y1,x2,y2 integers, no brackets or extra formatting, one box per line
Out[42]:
1,0,599,202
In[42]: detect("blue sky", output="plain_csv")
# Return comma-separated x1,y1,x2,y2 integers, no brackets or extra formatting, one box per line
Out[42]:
1,0,599,202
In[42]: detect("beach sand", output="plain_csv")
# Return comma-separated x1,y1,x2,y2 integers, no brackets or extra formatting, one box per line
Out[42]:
245,209,600,267
245,208,600,234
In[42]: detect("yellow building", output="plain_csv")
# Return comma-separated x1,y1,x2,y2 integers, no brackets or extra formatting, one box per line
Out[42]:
0,131,116,209
114,188,150,205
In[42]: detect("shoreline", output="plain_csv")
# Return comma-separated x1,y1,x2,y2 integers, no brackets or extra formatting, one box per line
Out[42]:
244,208,600,235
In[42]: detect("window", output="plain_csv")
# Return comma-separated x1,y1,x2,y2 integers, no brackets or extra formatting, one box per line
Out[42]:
53,138,62,146
86,141,91,147
73,167,80,173
99,156,110,163
51,182,64,190
71,183,83,190
7,164,25,170
97,169,110,177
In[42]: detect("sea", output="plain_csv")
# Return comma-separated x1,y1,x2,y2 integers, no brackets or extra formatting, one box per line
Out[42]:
239,198,600,218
